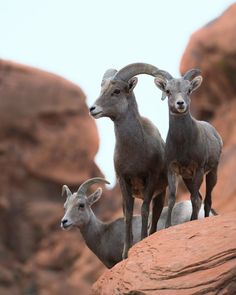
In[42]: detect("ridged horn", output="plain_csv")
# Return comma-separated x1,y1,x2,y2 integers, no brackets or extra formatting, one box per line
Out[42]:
155,69,173,81
102,69,117,84
77,177,110,195
62,185,72,197
114,63,159,82
183,68,201,81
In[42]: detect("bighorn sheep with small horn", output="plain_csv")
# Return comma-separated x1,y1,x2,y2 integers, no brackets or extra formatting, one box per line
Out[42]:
90,63,167,258
153,68,222,228
61,177,216,268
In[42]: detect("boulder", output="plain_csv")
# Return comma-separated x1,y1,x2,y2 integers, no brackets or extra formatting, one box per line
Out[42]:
0,59,108,294
0,59,100,185
92,212,236,295
180,4,236,213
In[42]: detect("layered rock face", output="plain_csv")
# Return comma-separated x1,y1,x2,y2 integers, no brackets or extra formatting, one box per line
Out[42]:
179,4,236,213
0,59,100,185
92,212,236,295
0,60,115,295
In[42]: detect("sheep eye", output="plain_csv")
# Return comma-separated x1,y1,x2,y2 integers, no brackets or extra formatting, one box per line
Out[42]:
188,89,191,95
78,203,85,209
113,89,120,95
166,89,170,95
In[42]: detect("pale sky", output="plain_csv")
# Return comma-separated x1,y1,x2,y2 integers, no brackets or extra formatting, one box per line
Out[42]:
0,0,234,185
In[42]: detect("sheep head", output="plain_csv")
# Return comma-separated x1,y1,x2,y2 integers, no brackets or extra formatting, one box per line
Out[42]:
89,63,159,121
154,68,202,114
61,177,110,230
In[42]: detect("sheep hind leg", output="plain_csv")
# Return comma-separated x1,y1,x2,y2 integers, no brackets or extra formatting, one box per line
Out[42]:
205,168,217,217
149,190,165,235
183,178,203,215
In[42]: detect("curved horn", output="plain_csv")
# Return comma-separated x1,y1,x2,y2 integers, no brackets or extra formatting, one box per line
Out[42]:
102,69,117,83
183,68,201,81
77,177,110,195
114,63,159,82
62,185,72,197
155,70,173,81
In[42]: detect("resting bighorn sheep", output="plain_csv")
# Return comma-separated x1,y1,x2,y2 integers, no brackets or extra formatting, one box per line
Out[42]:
154,69,223,227
89,63,167,258
61,177,216,268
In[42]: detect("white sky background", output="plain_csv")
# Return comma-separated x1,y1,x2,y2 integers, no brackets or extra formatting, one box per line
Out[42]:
0,0,234,186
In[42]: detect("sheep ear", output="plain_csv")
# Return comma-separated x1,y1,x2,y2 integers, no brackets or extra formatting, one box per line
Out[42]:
154,76,166,91
128,77,138,92
161,92,167,100
87,188,102,206
190,76,203,92
154,77,167,100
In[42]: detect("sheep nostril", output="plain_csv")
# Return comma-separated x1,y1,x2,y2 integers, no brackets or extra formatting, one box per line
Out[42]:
61,219,68,225
89,106,96,112
177,101,184,106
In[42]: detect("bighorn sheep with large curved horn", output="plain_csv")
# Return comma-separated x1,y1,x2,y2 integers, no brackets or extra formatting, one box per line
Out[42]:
90,63,167,258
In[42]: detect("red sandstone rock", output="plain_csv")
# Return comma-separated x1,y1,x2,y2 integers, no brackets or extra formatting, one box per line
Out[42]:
2,4,236,291
179,4,236,213
0,60,107,294
180,4,236,120
92,212,236,295
0,59,100,185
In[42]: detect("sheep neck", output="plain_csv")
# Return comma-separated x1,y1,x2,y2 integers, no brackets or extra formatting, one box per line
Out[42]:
114,94,145,149
79,211,105,255
168,111,198,144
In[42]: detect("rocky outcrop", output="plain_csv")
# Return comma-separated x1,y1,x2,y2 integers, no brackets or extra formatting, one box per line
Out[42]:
0,60,113,295
92,212,236,295
180,4,236,120
2,3,236,293
180,4,236,213
0,59,100,185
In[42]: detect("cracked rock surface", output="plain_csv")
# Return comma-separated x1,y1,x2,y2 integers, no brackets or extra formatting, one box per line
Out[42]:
92,212,236,295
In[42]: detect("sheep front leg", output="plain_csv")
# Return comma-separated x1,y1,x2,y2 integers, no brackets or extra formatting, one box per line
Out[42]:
191,169,203,220
165,171,177,228
141,179,156,239
184,169,204,220
119,178,134,259
149,190,165,235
